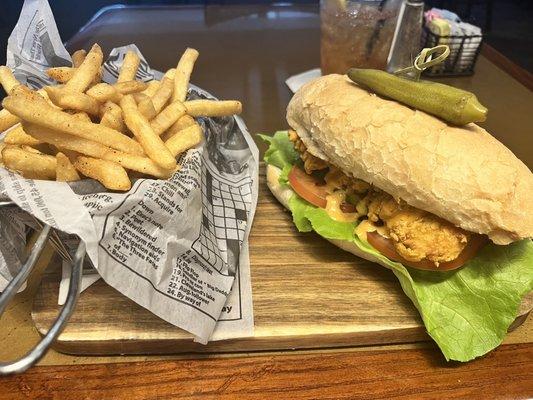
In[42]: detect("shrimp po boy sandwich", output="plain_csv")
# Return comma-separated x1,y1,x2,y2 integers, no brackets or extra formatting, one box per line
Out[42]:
261,73,533,362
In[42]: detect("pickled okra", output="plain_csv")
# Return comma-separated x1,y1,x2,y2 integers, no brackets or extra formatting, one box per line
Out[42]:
347,68,488,126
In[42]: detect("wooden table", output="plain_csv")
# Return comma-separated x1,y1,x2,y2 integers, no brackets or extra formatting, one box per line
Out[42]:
1,4,532,399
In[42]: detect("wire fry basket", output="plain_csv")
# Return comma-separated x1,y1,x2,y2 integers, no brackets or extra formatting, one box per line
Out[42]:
421,26,483,76
0,201,85,375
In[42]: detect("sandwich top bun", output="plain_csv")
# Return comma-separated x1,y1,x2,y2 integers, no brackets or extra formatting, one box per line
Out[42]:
286,74,533,245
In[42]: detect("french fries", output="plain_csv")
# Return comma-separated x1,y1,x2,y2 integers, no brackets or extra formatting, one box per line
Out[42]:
184,100,242,117
1,145,56,180
46,67,74,83
0,109,20,132
72,112,92,123
44,86,101,115
120,95,176,170
71,50,87,68
0,66,20,94
64,44,103,92
100,101,125,132
3,94,144,155
142,80,161,97
23,123,172,179
0,143,5,166
151,77,174,114
86,83,123,103
56,152,80,182
164,69,176,80
73,155,131,191
161,114,196,141
4,125,42,146
137,95,157,120
114,80,147,94
151,101,186,136
165,123,203,157
173,48,199,102
0,45,242,191
47,66,102,85
117,51,141,83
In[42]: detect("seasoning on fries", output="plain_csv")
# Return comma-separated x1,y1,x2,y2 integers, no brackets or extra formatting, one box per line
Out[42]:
55,152,80,182
0,45,242,191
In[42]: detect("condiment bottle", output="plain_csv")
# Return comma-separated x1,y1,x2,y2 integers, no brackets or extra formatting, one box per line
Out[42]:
387,0,424,73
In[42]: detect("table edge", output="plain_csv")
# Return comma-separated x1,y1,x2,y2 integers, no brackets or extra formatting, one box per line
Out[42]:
481,43,533,90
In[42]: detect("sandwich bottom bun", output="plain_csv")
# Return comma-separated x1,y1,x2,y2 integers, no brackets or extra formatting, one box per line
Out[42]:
266,163,388,269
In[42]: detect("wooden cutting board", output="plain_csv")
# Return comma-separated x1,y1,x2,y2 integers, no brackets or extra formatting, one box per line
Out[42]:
32,165,532,355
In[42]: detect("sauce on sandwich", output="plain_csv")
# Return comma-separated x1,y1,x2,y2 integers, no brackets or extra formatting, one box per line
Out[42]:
325,192,359,223
287,130,486,271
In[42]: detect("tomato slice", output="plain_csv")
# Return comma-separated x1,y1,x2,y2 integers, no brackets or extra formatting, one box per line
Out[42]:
288,166,328,208
366,231,488,271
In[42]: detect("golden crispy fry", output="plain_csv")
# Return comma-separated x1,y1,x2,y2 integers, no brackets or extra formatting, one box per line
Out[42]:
137,96,157,120
11,85,57,108
162,114,196,142
164,69,175,80
151,101,186,136
3,125,42,146
0,109,20,132
164,123,203,157
71,49,87,68
20,145,42,154
173,48,199,102
9,84,30,96
47,66,101,85
72,112,92,122
151,77,174,114
0,142,5,165
56,152,80,182
105,151,174,179
73,155,131,191
132,92,148,103
117,51,141,83
23,123,172,179
100,100,121,116
120,95,176,170
184,100,242,117
0,66,20,94
64,44,103,92
141,80,161,97
44,86,101,115
176,114,196,130
1,145,56,179
114,80,147,94
3,93,144,155
0,87,53,132
42,85,64,103
46,67,74,83
100,101,125,132
86,82,122,103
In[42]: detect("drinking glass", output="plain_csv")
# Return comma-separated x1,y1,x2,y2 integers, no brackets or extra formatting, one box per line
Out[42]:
320,0,402,74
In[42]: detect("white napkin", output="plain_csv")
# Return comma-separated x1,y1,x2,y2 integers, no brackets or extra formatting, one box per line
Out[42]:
285,68,321,93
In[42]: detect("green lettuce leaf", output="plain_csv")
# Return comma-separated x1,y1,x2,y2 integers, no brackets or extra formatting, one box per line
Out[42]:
263,132,533,362
289,195,356,240
258,131,299,170
289,192,533,361
258,131,300,187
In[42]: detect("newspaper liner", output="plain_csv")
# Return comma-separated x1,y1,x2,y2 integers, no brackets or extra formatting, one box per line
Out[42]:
0,0,257,342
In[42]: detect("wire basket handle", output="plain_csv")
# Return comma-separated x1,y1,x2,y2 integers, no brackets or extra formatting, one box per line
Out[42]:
0,226,86,375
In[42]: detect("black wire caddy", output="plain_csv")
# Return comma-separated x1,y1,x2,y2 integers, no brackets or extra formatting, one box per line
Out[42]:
421,25,483,77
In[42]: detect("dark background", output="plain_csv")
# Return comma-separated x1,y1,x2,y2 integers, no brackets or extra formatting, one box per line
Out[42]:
0,0,531,71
